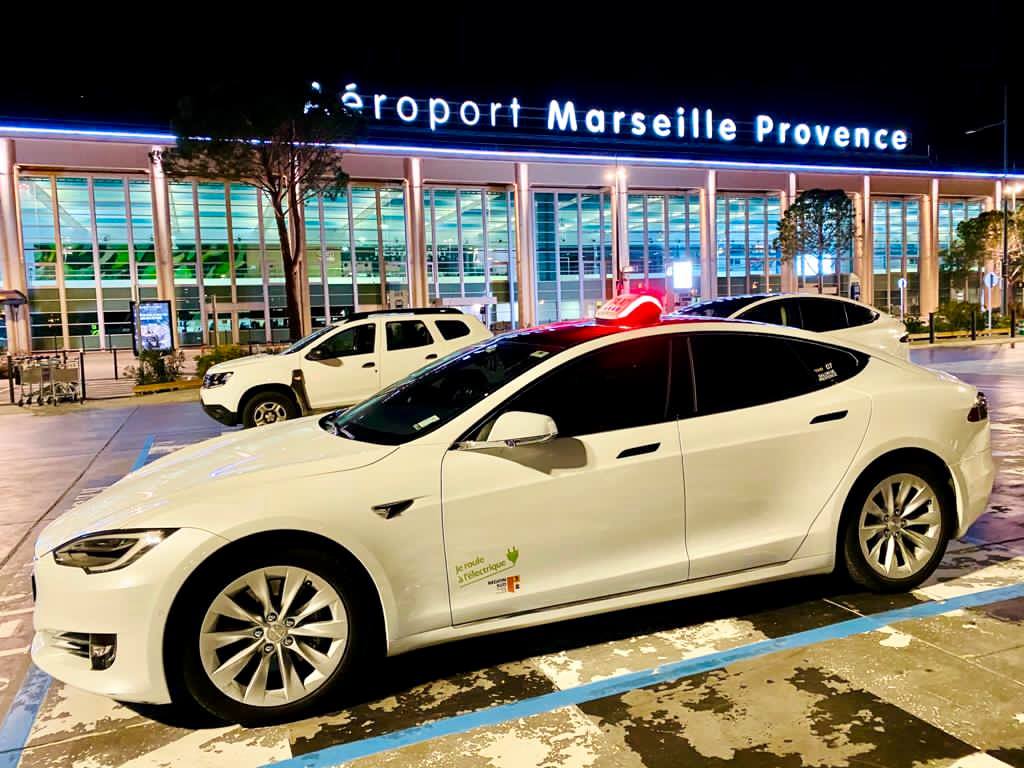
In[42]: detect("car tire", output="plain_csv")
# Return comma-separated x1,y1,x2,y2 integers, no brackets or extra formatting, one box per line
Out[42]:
171,546,378,725
841,461,953,593
241,391,298,429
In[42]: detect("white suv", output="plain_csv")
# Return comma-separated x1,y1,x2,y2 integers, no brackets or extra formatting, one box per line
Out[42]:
200,309,491,428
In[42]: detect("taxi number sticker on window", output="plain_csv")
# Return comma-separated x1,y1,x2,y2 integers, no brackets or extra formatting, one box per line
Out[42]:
815,362,837,383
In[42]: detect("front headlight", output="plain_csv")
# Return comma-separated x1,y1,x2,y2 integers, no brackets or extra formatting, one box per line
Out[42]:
53,529,176,574
203,371,234,388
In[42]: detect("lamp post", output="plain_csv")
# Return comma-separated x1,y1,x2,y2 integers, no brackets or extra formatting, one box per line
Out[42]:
965,82,1010,314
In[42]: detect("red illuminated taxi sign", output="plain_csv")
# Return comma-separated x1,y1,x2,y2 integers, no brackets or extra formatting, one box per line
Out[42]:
595,293,664,325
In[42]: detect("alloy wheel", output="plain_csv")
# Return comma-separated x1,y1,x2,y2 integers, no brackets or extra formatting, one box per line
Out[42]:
252,401,288,426
199,566,349,707
858,472,943,580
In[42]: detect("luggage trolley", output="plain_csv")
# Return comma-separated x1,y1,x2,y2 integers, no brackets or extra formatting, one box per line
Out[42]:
15,355,81,406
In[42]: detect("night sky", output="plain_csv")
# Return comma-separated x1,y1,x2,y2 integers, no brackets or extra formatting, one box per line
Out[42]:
3,2,1021,170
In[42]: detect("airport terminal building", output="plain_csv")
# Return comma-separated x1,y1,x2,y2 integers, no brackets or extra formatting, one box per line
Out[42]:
1,85,1022,352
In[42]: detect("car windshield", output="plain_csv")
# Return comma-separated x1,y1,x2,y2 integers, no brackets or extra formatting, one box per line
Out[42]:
322,336,563,445
678,296,769,318
280,325,337,355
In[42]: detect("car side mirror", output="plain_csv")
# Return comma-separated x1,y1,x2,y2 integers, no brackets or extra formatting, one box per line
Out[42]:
306,346,332,361
457,411,558,450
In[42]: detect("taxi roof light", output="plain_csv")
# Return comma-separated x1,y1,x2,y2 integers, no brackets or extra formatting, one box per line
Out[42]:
595,293,664,326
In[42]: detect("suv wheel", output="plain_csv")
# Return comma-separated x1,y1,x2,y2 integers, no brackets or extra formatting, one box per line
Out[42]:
242,391,298,428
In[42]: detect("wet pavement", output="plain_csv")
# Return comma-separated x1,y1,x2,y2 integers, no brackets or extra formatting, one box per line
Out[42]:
2,344,1024,766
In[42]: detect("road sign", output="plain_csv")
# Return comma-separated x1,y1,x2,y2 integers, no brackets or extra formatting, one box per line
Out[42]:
985,272,1000,288
897,277,907,290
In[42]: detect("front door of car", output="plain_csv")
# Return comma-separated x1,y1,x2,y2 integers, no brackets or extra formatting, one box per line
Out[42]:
300,322,380,409
442,336,689,625
379,319,441,385
677,332,871,579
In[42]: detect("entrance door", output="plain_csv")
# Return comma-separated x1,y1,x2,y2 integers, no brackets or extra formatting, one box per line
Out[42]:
442,336,688,624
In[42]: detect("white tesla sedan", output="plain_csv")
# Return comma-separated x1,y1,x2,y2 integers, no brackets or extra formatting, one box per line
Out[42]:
32,299,992,723
677,293,909,358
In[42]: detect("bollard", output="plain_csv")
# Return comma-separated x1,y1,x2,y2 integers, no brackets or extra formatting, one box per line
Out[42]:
971,311,977,341
79,350,86,401
929,312,935,344
6,355,13,404
1013,310,1017,339
112,347,118,378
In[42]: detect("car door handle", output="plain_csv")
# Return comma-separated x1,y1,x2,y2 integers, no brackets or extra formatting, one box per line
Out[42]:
810,410,848,425
361,362,375,369
425,353,438,360
616,442,660,459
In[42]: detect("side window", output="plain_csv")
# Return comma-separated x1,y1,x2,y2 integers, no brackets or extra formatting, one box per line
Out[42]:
312,324,375,359
789,339,868,388
844,303,878,328
691,333,816,415
498,337,671,437
799,298,849,332
435,319,471,341
386,320,434,351
740,300,784,326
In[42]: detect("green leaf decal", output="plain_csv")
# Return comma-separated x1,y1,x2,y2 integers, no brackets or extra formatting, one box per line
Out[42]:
506,546,519,565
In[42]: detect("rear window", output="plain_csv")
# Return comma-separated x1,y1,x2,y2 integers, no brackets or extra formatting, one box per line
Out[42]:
435,319,471,341
844,303,878,327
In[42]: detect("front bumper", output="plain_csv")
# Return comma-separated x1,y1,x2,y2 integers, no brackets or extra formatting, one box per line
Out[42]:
201,401,239,427
32,527,228,704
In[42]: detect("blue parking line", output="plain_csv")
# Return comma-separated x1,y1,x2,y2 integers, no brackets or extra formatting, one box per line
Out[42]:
130,434,155,472
264,581,1024,768
0,665,50,767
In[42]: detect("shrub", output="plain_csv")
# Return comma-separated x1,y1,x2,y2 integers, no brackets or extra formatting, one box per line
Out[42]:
196,345,251,377
125,350,185,385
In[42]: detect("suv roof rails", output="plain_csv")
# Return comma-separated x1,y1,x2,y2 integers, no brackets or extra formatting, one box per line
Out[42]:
345,307,464,323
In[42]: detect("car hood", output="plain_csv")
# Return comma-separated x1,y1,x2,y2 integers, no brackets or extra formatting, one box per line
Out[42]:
207,354,287,374
35,417,397,557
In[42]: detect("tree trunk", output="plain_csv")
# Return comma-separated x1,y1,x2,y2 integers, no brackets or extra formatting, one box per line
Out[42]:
270,198,304,342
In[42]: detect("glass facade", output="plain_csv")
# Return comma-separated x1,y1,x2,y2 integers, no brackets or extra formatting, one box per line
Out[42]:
16,175,408,349
872,198,921,315
18,175,153,350
715,193,783,296
423,188,517,330
937,198,985,303
627,192,701,300
534,191,612,324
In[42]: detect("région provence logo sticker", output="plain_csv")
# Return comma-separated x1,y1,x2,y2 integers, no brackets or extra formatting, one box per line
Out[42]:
455,546,520,587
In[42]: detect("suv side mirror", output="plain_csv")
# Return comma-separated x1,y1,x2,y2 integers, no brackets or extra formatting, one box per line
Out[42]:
457,411,558,450
306,345,329,361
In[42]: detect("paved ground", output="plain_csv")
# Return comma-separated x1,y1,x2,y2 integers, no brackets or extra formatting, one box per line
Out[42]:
3,345,1024,766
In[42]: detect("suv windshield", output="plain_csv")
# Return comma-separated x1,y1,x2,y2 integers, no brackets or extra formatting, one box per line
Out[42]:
679,296,769,318
323,336,563,445
281,325,337,355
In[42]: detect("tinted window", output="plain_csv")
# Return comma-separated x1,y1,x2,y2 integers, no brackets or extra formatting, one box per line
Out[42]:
798,298,849,332
313,324,375,359
691,333,816,415
679,295,767,318
387,320,434,351
328,337,561,445
497,337,671,437
789,339,867,387
740,298,801,327
844,303,878,327
435,319,471,341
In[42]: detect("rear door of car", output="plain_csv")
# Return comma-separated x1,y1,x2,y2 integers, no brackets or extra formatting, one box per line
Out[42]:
676,331,872,578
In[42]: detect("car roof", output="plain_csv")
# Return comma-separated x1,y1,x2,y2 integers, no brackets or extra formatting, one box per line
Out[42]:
494,317,736,349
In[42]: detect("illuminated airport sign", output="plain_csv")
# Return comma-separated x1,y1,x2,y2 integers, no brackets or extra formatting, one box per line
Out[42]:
338,84,910,153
